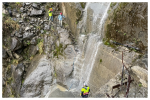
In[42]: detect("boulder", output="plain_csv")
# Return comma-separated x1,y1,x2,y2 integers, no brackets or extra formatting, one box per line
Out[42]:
32,3,40,9
28,45,39,56
20,55,54,97
23,32,34,39
30,8,43,16
11,37,22,51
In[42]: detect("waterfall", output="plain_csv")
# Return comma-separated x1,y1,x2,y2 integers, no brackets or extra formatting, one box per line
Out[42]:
73,2,111,90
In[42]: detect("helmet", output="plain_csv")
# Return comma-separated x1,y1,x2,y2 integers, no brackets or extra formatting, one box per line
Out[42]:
83,82,86,86
49,8,53,11
60,12,62,15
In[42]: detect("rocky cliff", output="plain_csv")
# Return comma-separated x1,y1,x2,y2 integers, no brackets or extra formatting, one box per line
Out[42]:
2,2,148,98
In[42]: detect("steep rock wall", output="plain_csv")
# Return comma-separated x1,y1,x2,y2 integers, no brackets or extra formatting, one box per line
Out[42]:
103,2,148,51
60,2,85,37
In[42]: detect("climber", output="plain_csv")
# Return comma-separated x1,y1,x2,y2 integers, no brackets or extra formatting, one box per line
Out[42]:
80,82,90,98
48,8,53,22
58,12,65,28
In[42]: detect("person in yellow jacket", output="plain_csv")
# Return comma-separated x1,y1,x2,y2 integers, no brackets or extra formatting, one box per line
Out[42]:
48,8,53,21
80,82,90,98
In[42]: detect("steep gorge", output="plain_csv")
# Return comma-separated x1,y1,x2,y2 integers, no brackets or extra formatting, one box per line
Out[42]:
2,2,148,98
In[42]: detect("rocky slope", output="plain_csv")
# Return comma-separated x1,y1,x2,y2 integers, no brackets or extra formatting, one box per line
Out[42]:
2,2,78,97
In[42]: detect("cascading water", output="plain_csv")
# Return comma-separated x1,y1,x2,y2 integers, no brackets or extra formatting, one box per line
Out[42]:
72,2,111,91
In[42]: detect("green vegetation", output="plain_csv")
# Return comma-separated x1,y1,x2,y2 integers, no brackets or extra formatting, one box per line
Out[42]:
3,16,20,35
51,26,54,31
53,44,63,58
10,59,19,65
21,79,25,84
37,39,44,55
139,83,142,87
110,2,117,8
36,26,41,30
26,41,31,45
100,59,102,63
119,2,128,9
107,9,111,14
103,38,117,49
45,3,55,10
15,2,22,7
44,30,47,34
80,2,86,9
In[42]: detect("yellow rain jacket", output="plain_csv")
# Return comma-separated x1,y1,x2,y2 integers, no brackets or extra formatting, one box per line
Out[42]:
80,86,90,96
48,10,52,16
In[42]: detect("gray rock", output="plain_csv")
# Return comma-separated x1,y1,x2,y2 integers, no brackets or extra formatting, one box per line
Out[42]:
44,24,50,30
30,37,38,45
22,2,26,7
40,6,45,11
23,32,34,39
2,47,8,59
30,8,43,16
11,37,22,51
20,7,24,13
28,45,39,56
19,20,23,23
25,27,31,31
11,64,24,95
16,13,21,18
27,11,30,16
6,49,14,58
15,32,23,38
22,13,27,18
32,3,40,9
41,30,44,34
25,3,31,6
13,53,20,59
64,45,76,59
20,55,53,97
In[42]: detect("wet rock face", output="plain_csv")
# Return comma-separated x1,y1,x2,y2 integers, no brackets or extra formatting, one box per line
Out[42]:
61,2,83,37
20,55,54,97
104,2,148,50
